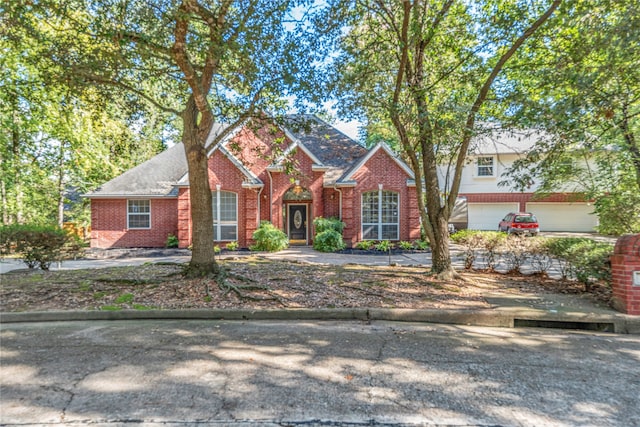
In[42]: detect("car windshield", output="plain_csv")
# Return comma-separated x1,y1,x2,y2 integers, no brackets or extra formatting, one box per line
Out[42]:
514,215,537,223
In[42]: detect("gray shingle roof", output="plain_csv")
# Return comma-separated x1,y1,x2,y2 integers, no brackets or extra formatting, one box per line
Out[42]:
84,143,188,198
284,115,368,167
280,115,369,185
85,115,379,197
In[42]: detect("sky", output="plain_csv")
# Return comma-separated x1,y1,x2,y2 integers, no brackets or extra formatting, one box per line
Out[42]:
333,119,361,140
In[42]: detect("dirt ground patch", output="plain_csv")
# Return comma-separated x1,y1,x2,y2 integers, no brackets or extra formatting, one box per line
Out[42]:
0,256,611,312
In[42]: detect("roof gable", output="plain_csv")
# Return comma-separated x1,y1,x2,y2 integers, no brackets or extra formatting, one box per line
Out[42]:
340,142,414,184
282,115,368,168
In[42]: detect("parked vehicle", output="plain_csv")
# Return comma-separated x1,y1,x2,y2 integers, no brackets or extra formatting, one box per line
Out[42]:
498,212,539,236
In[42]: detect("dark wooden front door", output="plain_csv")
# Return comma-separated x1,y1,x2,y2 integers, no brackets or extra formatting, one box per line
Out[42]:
288,204,307,244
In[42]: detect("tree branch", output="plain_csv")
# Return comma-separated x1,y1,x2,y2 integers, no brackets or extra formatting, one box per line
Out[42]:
448,0,561,210
171,1,211,117
71,69,181,115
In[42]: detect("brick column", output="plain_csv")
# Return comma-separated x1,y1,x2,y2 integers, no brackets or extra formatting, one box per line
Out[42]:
611,234,640,315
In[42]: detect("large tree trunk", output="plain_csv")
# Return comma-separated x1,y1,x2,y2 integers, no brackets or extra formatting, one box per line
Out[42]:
182,97,218,276
430,217,454,279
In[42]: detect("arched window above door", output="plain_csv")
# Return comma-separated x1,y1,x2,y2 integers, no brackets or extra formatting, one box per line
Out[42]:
283,183,312,201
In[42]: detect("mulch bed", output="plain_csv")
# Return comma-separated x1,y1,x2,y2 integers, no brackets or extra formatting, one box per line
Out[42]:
0,256,611,312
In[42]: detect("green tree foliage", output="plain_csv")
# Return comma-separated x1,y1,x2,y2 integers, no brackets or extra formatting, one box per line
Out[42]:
324,0,560,277
499,0,640,235
6,0,322,275
0,12,168,226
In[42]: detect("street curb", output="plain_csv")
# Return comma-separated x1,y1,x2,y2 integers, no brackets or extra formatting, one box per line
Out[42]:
2,308,639,334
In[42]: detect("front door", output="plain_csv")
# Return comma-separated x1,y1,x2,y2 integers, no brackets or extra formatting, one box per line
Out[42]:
288,204,307,244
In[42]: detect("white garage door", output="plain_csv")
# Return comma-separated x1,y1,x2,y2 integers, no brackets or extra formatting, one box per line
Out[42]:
525,203,598,232
468,203,520,230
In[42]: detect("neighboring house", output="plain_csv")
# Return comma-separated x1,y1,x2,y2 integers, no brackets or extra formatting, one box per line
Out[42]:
85,115,421,249
440,128,599,232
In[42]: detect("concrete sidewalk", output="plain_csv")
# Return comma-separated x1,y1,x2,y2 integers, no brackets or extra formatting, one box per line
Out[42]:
2,246,639,334
0,246,433,274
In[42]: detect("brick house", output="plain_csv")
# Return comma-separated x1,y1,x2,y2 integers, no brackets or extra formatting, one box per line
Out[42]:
85,115,421,249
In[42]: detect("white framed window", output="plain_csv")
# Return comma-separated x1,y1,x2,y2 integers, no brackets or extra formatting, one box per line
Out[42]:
362,190,399,240
213,190,237,241
476,156,495,177
127,200,151,229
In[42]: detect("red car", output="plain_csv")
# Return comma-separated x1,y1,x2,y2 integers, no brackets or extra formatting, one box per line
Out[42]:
498,212,539,236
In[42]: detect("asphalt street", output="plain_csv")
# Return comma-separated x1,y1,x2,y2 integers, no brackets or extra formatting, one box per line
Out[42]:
2,320,639,426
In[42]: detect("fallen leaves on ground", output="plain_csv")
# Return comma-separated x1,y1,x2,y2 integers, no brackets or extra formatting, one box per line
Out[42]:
0,256,611,312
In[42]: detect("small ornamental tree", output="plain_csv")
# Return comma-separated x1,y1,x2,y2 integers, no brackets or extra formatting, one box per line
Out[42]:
0,224,83,270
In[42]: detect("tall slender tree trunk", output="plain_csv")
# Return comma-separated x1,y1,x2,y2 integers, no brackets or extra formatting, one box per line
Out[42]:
182,96,218,275
11,111,22,224
619,105,640,191
0,151,8,225
57,142,65,228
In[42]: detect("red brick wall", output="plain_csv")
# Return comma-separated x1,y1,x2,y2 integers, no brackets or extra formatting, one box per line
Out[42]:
347,149,418,246
611,234,640,315
208,150,256,248
322,188,341,219
269,148,325,234
177,188,191,248
90,198,178,248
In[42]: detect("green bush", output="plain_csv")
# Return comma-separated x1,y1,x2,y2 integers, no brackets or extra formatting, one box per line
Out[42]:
450,230,505,270
527,237,553,275
226,241,239,251
501,234,529,274
0,224,83,270
250,221,289,252
398,241,414,250
413,240,429,250
313,229,346,252
166,234,179,248
449,229,480,244
355,240,375,250
451,230,484,269
312,217,346,252
374,240,394,252
594,191,640,236
313,216,345,234
544,237,613,289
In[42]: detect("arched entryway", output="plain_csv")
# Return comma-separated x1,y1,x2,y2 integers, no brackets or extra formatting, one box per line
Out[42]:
283,182,312,245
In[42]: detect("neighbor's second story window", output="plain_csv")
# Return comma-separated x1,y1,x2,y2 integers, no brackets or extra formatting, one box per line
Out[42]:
127,200,151,229
476,156,495,177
